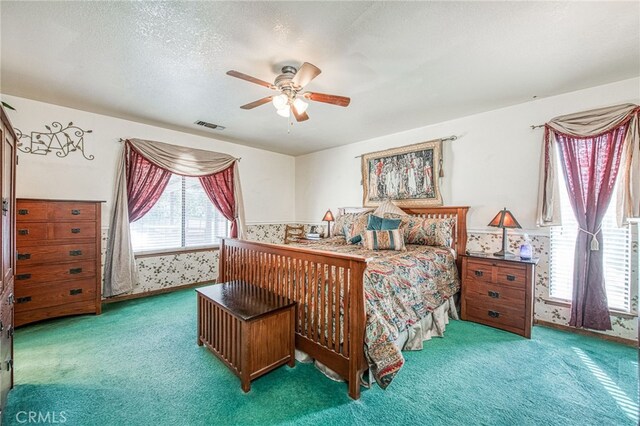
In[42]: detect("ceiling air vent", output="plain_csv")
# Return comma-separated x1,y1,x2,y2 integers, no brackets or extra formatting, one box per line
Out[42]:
194,120,225,131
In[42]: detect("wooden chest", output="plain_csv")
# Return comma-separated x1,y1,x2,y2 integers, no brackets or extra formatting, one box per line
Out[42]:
197,281,296,392
15,199,103,326
461,254,538,338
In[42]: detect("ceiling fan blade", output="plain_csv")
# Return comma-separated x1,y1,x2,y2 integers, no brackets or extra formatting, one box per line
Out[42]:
291,62,321,88
291,103,309,122
227,70,275,89
303,92,351,107
240,96,273,110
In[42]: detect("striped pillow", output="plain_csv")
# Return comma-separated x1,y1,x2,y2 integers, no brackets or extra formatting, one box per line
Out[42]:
385,215,455,247
372,200,408,217
362,229,406,251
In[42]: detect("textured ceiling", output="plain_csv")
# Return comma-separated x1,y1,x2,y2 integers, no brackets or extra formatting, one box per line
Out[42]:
1,1,639,156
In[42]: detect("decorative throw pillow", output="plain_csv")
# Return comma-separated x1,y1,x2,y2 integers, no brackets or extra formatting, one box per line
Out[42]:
333,213,361,236
367,214,402,231
362,229,406,251
344,213,370,244
372,200,408,217
397,216,456,247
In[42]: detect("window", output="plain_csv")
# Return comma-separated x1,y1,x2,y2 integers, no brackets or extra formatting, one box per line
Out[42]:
130,175,229,252
549,169,631,312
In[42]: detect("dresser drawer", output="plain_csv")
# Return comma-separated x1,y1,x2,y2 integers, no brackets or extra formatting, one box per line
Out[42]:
465,279,525,309
16,223,47,243
48,202,97,222
16,260,95,284
15,279,96,311
464,303,525,331
465,260,493,282
49,222,96,240
16,201,47,222
17,243,96,266
496,265,526,287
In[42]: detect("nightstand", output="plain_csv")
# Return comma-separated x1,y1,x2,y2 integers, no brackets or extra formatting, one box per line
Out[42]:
461,253,539,338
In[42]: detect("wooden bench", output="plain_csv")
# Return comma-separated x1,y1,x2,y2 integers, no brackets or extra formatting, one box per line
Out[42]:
196,281,296,392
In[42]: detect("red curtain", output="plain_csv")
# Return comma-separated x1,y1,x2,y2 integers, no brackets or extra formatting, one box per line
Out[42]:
126,145,172,222
199,165,238,238
554,122,628,330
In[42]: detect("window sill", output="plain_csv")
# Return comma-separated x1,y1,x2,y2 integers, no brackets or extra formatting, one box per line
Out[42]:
542,298,637,319
134,245,219,259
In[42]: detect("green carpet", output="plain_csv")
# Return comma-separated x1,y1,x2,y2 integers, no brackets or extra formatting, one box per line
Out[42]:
3,289,637,426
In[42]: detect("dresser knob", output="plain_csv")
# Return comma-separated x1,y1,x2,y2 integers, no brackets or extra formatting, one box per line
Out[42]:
17,209,29,215
488,310,500,318
71,209,81,215
506,274,516,281
488,291,500,299
18,229,29,236
69,250,83,256
69,288,83,295
16,274,31,280
71,228,81,234
474,270,484,277
69,268,83,275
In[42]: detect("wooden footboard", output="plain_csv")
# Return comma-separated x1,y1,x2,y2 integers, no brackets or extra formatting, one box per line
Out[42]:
218,238,369,399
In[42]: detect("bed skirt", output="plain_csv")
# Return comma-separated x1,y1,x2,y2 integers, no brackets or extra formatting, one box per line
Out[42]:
295,297,459,384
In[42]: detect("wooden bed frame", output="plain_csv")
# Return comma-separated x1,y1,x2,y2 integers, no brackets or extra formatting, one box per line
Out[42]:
218,206,468,399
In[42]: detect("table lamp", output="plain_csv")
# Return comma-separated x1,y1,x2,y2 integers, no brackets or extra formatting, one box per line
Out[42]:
488,208,521,257
322,209,335,238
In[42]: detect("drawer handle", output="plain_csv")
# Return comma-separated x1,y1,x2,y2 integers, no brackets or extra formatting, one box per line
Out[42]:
488,290,500,299
506,274,516,281
17,253,31,260
18,229,29,236
71,209,81,215
17,209,29,215
16,274,31,280
69,268,83,274
71,228,81,234
488,310,500,318
474,270,484,277
70,288,83,295
16,296,31,304
69,250,83,256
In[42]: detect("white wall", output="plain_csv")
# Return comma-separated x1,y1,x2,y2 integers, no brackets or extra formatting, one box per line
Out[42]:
295,77,640,232
2,95,296,225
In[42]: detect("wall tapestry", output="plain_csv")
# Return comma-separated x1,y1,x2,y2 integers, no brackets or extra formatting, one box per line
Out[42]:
15,121,94,160
361,139,442,207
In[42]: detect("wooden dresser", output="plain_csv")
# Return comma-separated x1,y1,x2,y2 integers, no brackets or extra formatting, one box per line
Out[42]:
461,253,538,338
0,103,17,414
15,199,103,326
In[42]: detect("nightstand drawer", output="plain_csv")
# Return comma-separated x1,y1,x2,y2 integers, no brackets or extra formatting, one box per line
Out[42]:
465,260,493,282
464,303,525,331
465,280,525,308
496,265,526,286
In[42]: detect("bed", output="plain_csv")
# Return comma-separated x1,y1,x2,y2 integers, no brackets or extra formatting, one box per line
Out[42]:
217,206,468,399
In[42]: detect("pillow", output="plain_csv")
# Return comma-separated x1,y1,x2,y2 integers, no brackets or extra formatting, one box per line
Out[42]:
367,214,402,231
373,200,408,217
396,216,456,247
362,229,406,251
344,213,370,244
333,213,361,236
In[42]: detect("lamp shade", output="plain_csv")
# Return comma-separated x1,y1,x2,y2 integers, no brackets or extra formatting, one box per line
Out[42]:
488,208,522,229
322,209,335,222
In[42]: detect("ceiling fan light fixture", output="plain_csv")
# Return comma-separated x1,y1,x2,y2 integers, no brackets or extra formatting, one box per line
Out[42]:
293,98,308,114
272,94,288,110
276,106,290,118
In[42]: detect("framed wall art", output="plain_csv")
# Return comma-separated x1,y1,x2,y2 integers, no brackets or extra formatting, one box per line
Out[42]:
361,139,442,207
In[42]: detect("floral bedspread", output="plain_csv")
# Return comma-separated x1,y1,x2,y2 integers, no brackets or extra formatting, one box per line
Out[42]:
291,237,460,388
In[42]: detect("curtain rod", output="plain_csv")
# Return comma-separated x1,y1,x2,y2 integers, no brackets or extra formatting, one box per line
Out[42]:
353,135,458,159
530,124,545,130
118,138,241,161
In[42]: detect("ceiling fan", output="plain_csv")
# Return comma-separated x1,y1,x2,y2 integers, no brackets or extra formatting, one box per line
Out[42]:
226,62,350,122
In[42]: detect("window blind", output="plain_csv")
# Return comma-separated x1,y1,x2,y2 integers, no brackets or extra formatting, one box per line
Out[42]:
131,175,229,252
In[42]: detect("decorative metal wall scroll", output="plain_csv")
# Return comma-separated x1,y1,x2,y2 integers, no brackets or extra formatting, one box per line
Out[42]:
15,121,95,160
